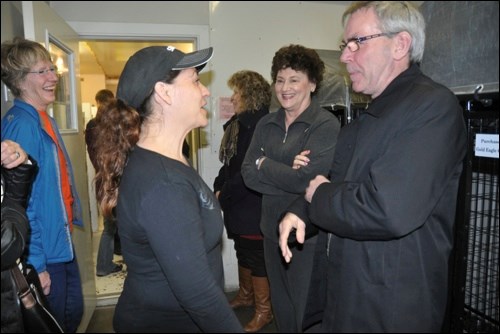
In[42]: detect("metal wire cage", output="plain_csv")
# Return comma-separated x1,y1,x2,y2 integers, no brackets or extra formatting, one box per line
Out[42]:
447,90,499,333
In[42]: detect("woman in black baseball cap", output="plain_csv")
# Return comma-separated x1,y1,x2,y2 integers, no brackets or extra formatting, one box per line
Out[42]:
89,46,244,332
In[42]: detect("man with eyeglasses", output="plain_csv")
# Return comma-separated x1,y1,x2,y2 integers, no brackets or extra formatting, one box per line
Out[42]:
279,1,466,332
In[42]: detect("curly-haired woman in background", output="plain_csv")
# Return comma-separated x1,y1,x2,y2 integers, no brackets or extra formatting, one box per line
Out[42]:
214,70,271,332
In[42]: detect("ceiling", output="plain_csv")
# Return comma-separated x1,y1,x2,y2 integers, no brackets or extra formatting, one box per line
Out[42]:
79,41,195,79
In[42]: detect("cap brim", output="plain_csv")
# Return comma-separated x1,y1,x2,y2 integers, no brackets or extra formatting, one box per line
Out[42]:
172,47,213,70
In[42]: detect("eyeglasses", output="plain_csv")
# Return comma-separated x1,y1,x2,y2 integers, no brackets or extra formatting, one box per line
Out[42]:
25,66,57,76
339,33,389,53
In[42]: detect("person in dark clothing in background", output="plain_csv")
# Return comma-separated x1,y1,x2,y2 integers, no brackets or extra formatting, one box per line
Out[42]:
85,89,123,276
94,88,114,107
279,1,467,332
214,70,271,332
1,140,38,333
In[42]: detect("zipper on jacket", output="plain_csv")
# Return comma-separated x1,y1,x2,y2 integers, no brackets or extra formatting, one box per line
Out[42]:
327,233,332,258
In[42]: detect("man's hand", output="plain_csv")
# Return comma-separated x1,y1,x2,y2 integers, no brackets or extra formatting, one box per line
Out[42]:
305,175,330,203
279,212,306,263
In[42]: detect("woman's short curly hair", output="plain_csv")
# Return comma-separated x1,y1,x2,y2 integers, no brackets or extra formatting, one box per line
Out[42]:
227,70,271,112
271,44,325,94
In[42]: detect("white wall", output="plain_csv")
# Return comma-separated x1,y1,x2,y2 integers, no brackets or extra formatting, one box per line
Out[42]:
80,74,106,105
1,1,23,116
49,1,350,290
49,1,210,25
207,0,346,187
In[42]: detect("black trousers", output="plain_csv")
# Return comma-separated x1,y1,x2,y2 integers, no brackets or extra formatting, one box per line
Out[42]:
233,236,266,277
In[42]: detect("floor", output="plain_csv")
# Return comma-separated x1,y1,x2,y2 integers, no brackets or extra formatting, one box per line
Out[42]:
86,291,277,333
91,219,127,307
86,221,277,333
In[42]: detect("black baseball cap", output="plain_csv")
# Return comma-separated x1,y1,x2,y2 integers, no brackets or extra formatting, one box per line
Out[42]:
117,46,213,109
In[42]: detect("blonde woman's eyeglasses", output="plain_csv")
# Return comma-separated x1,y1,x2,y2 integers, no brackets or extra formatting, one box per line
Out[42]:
25,66,57,75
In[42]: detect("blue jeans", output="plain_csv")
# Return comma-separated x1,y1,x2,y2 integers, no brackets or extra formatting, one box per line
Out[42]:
96,216,118,275
45,255,83,333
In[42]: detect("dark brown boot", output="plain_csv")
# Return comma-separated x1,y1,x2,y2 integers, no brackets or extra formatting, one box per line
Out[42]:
244,276,273,333
229,266,254,309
